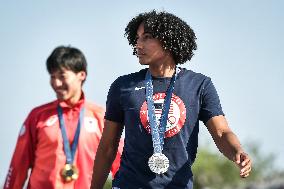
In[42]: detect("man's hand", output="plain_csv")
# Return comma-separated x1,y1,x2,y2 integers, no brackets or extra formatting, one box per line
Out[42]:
234,152,252,178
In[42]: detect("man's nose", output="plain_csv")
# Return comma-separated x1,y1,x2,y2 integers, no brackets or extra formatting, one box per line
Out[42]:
52,78,63,87
136,38,143,49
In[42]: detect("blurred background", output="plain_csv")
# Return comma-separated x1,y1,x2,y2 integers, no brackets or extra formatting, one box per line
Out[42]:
1,1,283,188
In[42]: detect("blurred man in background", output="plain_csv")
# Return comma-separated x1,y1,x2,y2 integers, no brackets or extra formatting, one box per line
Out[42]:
4,46,122,189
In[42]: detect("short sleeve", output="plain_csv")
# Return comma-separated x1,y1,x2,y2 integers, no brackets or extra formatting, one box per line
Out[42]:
199,78,224,124
105,78,124,124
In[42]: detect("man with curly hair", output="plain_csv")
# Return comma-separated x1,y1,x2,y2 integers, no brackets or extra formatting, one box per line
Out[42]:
91,10,252,189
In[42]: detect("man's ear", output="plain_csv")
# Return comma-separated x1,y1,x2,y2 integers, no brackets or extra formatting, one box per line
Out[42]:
78,71,87,82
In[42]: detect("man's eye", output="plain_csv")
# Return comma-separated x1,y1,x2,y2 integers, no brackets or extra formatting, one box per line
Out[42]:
60,75,66,79
144,34,153,39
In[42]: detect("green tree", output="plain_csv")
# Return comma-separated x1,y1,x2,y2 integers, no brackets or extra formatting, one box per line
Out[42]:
192,142,276,189
103,179,112,189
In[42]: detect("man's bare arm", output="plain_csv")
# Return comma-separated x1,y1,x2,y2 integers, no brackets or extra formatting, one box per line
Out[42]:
206,115,252,178
90,120,124,189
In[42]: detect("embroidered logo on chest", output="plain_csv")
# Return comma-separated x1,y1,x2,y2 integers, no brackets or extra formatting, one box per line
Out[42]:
45,115,58,127
140,93,186,138
84,117,100,134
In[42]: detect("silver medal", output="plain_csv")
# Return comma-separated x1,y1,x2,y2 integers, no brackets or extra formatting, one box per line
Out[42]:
148,153,169,174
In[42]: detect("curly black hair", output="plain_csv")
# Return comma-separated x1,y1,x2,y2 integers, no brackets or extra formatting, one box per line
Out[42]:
125,10,197,64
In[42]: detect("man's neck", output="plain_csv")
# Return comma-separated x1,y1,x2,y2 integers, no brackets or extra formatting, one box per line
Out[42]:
149,61,176,78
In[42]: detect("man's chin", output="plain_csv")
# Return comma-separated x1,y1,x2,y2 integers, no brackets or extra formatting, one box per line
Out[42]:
139,61,149,65
56,94,67,101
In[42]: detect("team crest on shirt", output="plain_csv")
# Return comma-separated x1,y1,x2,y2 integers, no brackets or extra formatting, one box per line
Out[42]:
45,115,58,127
84,117,100,134
140,93,186,138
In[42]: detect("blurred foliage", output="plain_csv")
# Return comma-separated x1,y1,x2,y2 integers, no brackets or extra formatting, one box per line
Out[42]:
103,179,112,189
192,141,276,189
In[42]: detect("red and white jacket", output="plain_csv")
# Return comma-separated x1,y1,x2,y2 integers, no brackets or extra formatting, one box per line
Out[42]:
4,95,123,189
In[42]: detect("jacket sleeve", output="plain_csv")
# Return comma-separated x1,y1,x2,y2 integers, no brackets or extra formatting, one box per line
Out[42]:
4,111,37,189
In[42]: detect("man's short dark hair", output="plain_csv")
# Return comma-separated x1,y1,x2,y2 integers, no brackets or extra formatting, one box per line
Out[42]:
125,10,197,64
46,46,87,76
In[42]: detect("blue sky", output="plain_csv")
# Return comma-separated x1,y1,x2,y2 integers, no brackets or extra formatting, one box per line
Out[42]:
1,0,283,184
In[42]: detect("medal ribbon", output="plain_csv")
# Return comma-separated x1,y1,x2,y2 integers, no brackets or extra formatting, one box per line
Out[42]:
145,68,179,153
57,106,84,164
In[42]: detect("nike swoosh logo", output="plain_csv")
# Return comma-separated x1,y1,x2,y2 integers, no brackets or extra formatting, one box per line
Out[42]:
134,86,145,91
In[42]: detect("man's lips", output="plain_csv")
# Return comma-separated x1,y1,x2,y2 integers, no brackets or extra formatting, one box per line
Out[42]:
55,89,66,94
137,52,145,57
